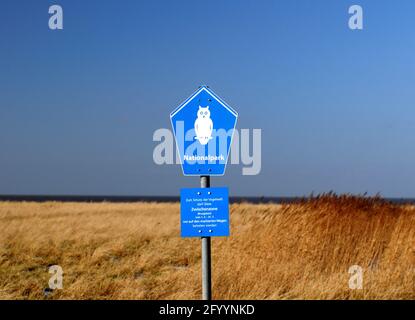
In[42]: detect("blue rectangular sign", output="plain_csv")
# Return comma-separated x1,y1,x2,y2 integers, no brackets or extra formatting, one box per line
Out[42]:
180,187,230,238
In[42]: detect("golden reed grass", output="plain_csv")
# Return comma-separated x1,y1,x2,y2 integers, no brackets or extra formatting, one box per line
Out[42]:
0,195,414,299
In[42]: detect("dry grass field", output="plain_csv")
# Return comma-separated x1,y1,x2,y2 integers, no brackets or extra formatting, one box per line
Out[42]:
0,195,414,300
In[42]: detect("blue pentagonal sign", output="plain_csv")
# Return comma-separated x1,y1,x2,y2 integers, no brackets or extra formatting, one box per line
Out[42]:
170,86,238,176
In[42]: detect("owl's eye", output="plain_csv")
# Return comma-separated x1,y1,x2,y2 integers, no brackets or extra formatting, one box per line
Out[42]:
204,112,208,115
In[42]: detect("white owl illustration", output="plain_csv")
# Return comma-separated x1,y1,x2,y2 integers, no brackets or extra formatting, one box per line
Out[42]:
194,106,213,145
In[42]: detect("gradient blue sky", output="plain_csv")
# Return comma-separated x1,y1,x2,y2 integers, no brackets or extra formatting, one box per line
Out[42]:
1,0,415,197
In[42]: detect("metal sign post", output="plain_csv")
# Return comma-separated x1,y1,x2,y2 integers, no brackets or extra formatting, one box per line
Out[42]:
200,175,212,300
171,86,237,300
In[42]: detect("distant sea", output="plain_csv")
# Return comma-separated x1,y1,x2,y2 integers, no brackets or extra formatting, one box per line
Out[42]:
0,195,415,204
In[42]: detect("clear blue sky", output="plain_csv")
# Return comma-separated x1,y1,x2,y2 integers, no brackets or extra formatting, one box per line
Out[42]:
1,0,415,197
